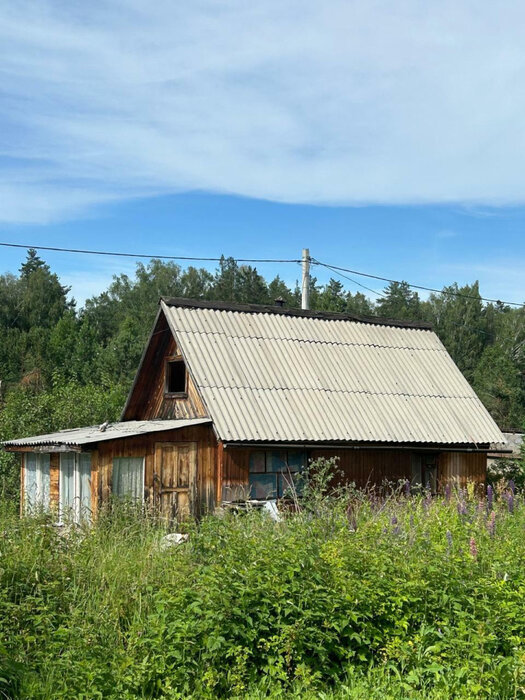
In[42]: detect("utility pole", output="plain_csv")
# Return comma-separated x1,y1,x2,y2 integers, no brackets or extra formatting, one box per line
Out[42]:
301,248,310,310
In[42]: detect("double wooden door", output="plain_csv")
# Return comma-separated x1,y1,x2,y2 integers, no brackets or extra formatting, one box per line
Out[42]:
154,442,197,520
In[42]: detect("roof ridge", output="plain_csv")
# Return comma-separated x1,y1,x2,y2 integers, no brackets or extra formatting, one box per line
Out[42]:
201,384,479,401
160,297,432,331
174,326,444,351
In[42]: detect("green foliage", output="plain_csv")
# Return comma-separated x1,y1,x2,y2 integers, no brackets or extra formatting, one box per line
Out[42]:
425,282,486,382
1,483,525,698
0,379,126,497
474,345,524,429
376,281,422,321
1,248,525,500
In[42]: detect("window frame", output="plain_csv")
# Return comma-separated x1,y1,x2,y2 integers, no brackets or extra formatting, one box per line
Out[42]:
59,452,92,523
24,452,50,511
164,355,188,397
248,450,306,500
112,456,145,502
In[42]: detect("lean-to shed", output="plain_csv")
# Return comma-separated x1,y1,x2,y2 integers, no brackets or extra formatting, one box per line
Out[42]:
3,298,505,521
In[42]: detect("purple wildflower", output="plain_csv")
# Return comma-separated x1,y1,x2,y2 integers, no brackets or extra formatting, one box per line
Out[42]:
391,515,401,536
487,484,493,511
487,510,496,537
509,479,516,495
507,491,514,514
405,479,411,498
457,501,467,516
445,483,451,502
446,530,453,550
469,537,478,560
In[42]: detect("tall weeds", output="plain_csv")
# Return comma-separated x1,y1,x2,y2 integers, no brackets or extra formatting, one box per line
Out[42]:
1,472,525,699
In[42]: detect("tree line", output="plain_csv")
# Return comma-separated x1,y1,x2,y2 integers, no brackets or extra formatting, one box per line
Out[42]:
0,250,523,493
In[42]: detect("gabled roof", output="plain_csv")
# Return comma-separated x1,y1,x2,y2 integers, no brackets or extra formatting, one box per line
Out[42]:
160,298,504,446
3,418,212,450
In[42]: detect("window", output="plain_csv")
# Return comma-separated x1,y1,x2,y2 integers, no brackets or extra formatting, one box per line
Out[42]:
59,452,91,523
165,357,187,395
113,457,144,501
24,453,50,511
249,450,306,500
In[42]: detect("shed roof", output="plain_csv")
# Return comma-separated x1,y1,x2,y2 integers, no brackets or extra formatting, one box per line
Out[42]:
160,298,504,446
3,418,212,449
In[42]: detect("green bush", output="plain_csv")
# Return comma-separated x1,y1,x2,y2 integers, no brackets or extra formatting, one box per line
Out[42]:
1,477,525,698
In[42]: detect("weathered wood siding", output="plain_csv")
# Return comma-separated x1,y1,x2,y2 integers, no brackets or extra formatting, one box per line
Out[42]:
94,424,218,515
123,313,208,421
222,447,487,497
439,451,486,488
310,448,413,488
222,447,251,500
50,453,60,509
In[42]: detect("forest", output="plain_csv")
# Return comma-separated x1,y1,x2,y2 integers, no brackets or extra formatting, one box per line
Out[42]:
0,249,524,496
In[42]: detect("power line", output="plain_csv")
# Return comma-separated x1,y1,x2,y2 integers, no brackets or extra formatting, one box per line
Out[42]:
1,239,523,308
0,241,300,265
312,258,525,308
317,261,387,298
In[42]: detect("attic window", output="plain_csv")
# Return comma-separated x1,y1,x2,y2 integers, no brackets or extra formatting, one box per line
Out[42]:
165,357,187,395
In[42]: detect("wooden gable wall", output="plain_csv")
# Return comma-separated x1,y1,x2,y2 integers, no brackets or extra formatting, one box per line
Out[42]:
122,311,208,421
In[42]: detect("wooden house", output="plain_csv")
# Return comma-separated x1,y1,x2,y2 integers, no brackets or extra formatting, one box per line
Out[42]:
3,298,505,522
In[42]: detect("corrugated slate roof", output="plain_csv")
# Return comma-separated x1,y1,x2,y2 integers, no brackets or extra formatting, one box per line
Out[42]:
161,299,504,445
3,418,211,448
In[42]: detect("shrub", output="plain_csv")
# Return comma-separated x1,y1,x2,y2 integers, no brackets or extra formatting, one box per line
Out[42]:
1,480,525,698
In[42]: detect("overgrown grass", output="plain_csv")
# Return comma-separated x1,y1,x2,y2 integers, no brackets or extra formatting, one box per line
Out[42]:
1,477,525,699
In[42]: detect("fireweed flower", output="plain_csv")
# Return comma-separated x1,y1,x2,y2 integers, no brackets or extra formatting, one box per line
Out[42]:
487,484,493,511
469,537,478,559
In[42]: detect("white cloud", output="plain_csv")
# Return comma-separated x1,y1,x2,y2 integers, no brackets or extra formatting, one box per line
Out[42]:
2,0,525,222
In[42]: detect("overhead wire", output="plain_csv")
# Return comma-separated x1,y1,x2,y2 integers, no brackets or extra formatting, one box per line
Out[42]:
0,241,300,265
311,258,525,308
0,240,523,308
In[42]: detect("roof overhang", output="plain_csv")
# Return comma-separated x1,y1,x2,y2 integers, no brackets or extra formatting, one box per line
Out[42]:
2,418,212,452
222,441,497,453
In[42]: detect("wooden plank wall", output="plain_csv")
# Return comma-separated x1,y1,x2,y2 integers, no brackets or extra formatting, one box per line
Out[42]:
222,447,251,500
50,454,60,510
310,448,413,488
95,424,218,515
123,312,208,421
440,451,486,488
222,447,487,496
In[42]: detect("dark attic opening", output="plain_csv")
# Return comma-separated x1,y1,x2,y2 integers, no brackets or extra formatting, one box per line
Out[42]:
165,357,187,394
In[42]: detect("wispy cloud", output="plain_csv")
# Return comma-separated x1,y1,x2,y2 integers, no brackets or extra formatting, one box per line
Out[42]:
2,1,525,223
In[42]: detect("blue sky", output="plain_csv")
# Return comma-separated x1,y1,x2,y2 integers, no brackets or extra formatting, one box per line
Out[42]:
1,1,525,306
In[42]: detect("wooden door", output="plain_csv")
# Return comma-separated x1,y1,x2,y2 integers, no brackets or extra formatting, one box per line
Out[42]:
155,442,197,520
